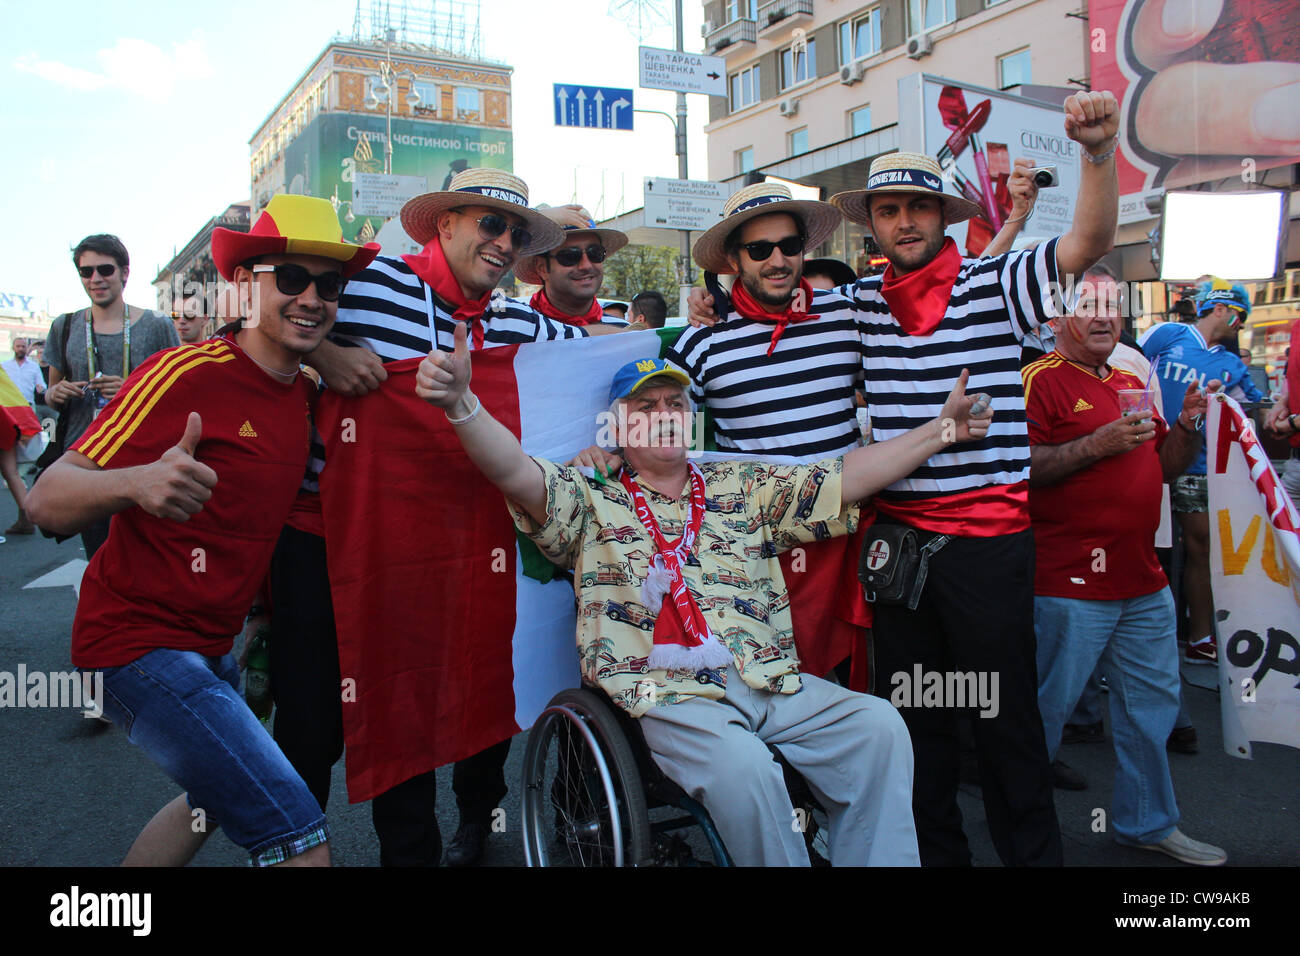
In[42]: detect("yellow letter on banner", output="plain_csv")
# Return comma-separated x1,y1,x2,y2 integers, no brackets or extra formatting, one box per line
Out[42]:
1218,510,1260,576
1262,525,1291,586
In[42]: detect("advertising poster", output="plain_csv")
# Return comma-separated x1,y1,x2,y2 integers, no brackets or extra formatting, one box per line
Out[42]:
284,113,513,244
1090,0,1300,224
902,74,1081,257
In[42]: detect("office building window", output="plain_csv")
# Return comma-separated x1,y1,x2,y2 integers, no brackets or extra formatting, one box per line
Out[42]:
456,87,482,121
848,105,872,137
838,8,882,65
411,81,438,114
789,127,809,156
908,0,955,33
736,147,755,174
730,64,761,110
998,47,1031,89
780,37,816,90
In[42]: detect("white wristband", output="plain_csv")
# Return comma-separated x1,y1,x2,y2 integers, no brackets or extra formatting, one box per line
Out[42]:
445,394,482,426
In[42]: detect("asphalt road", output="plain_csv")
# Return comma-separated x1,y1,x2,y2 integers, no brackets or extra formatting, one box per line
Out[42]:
0,485,1296,868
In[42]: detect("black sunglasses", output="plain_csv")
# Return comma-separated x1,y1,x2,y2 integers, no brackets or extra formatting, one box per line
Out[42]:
472,213,532,251
549,244,607,267
78,264,118,279
253,264,346,301
739,235,806,262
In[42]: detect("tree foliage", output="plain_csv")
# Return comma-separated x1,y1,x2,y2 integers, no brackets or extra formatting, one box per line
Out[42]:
600,244,682,305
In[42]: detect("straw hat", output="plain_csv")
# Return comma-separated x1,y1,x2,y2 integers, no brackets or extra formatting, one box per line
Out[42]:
399,168,564,256
514,224,630,286
691,182,842,275
830,151,984,231
212,195,380,281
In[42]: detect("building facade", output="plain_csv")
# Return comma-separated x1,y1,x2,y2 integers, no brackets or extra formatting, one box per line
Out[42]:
249,36,513,246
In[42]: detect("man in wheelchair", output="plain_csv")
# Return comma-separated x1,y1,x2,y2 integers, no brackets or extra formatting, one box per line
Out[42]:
416,325,992,865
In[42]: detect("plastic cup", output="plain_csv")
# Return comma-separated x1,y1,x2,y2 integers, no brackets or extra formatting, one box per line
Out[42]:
1117,388,1153,420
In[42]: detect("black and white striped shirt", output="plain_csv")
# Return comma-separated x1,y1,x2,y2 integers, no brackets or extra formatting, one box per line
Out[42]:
843,237,1063,505
303,255,586,490
666,292,866,458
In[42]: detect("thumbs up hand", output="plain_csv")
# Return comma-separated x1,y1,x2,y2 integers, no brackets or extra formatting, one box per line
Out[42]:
132,412,220,521
416,320,474,413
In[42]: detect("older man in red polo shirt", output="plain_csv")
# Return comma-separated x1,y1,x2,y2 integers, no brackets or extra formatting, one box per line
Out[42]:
1022,277,1227,866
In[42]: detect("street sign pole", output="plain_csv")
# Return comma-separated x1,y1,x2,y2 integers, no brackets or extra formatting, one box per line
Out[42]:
674,0,693,304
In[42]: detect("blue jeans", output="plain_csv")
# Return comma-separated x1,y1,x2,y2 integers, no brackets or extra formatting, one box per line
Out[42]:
97,648,328,866
1035,589,1181,844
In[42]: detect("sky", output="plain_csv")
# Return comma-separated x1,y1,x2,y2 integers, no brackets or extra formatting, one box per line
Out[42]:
1,0,710,316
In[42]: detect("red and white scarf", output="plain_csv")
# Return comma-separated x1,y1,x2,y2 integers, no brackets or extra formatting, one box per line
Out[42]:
529,288,604,326
619,464,733,672
730,277,818,356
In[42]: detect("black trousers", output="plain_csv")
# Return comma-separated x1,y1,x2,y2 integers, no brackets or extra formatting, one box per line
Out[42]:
269,526,443,865
268,526,344,813
452,739,511,826
871,528,1062,867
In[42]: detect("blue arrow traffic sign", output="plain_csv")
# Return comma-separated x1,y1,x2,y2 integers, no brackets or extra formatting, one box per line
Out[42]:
553,84,634,131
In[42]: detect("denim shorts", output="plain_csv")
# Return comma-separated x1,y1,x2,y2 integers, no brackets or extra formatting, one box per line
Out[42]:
96,648,328,866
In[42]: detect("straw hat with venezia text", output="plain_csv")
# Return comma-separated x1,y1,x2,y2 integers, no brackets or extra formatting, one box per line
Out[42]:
830,152,983,231
399,168,564,256
691,182,842,275
515,219,630,286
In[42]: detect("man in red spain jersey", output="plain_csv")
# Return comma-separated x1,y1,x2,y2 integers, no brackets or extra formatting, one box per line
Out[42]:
26,195,378,867
1022,275,1227,866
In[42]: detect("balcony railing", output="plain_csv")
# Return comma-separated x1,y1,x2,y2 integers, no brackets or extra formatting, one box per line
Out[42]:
706,17,757,54
757,0,813,35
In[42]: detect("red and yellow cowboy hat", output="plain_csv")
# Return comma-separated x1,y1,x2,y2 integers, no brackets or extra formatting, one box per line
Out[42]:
212,195,380,281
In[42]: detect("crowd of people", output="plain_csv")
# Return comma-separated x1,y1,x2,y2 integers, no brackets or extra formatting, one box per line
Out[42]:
2,88,1271,867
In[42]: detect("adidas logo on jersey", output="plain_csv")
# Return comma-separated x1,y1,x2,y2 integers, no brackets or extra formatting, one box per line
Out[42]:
1073,398,1094,413
238,421,258,438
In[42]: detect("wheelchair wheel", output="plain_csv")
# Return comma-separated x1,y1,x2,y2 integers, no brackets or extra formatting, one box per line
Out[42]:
521,688,652,866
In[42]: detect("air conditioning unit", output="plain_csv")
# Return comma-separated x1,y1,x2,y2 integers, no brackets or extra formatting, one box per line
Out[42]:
839,61,866,85
907,33,933,59
701,20,716,37
778,97,800,117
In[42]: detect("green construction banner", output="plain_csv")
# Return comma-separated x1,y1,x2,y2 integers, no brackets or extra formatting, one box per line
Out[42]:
284,113,514,244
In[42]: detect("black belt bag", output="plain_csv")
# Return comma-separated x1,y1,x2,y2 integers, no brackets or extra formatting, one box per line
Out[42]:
858,522,951,611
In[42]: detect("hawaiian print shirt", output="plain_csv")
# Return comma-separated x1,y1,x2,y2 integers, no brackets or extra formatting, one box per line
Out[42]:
509,457,859,716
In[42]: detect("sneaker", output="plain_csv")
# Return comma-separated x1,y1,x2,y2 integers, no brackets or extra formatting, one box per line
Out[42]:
1185,636,1217,665
1167,726,1199,754
1062,721,1105,745
1134,828,1227,866
1051,759,1087,790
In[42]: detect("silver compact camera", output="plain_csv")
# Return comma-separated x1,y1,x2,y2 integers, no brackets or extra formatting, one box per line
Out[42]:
1030,164,1059,188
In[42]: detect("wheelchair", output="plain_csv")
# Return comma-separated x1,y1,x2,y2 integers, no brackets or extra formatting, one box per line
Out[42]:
520,682,830,867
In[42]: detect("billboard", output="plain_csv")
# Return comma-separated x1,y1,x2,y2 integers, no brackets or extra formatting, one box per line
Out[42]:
899,74,1081,257
1090,0,1300,225
283,113,513,244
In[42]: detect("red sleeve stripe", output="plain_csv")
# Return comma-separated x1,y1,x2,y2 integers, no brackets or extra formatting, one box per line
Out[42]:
80,342,235,465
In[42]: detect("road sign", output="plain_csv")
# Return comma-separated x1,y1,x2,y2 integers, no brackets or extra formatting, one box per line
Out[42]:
553,85,634,130
351,173,429,218
642,177,729,232
639,46,727,96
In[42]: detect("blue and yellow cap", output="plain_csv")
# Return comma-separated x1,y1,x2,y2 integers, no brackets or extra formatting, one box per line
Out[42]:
608,358,690,405
1195,278,1251,322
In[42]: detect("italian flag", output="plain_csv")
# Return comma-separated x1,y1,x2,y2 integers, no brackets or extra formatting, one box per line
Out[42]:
315,328,865,803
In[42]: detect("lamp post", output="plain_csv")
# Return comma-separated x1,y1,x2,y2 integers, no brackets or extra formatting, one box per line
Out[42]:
363,38,420,175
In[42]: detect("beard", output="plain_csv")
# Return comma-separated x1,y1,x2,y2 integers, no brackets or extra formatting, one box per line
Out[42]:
739,265,798,307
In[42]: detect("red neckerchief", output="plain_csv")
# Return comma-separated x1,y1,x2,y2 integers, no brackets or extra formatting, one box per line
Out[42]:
529,289,604,326
730,277,817,356
879,237,963,337
402,240,491,348
618,464,712,653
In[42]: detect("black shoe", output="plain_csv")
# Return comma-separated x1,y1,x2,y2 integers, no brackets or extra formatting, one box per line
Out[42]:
1051,759,1087,790
1061,721,1105,745
443,822,489,867
1167,726,1199,755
